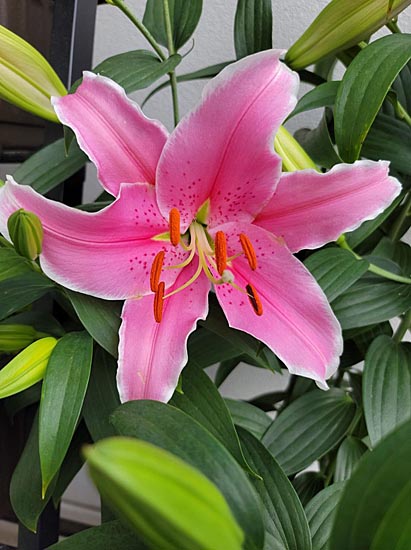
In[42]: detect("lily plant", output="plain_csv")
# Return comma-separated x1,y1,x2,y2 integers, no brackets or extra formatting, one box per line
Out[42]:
0,50,400,402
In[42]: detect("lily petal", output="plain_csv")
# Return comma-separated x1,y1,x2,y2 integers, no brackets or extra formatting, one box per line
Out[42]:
117,262,210,402
212,223,342,385
53,72,168,196
156,50,299,231
0,178,186,299
254,160,401,253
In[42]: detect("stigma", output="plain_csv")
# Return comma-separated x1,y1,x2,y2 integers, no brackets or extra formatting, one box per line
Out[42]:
150,208,263,322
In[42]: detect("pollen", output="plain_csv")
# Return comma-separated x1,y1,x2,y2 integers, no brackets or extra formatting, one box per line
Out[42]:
154,281,165,323
246,283,263,316
169,208,181,246
215,231,227,275
239,233,257,270
150,251,165,292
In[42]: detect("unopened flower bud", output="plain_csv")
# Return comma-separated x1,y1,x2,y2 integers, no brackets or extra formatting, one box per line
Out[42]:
0,337,57,399
0,25,66,122
7,209,44,260
286,0,411,70
0,324,40,353
274,126,318,172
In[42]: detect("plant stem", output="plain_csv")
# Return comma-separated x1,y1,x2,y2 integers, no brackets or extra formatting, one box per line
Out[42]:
389,191,411,241
337,235,411,285
109,0,166,61
387,20,401,33
394,309,411,343
163,0,180,126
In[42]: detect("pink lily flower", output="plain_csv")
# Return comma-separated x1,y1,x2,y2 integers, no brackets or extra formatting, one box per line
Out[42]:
0,51,400,402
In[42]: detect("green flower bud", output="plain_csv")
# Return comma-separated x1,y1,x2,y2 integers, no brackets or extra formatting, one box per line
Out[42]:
286,0,411,70
0,337,57,399
275,126,318,172
0,324,40,353
0,25,67,122
7,209,44,261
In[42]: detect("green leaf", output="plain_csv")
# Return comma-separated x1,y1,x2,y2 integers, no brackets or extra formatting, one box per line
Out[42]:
262,389,356,475
93,51,181,93
111,400,265,550
332,279,411,330
288,81,340,119
294,113,342,169
48,520,146,549
234,0,272,59
142,61,233,107
0,272,55,321
363,114,411,176
238,428,312,550
306,483,346,550
292,473,324,508
39,332,93,494
188,328,241,368
335,34,411,162
0,246,32,282
143,0,203,50
334,436,367,482
13,138,87,195
82,346,120,442
304,248,369,302
84,437,244,550
363,335,411,448
10,412,57,532
224,398,271,440
201,296,281,372
1,310,65,337
330,420,411,549
215,358,241,387
345,191,404,249
372,236,411,277
170,364,257,476
66,290,122,358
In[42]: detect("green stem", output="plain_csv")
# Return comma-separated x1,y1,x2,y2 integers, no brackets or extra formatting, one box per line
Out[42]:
163,0,180,126
389,191,411,241
387,20,401,34
394,309,411,343
394,100,411,128
337,235,411,285
108,0,166,61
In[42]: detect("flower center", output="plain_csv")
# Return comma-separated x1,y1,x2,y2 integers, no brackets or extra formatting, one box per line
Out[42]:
150,208,262,322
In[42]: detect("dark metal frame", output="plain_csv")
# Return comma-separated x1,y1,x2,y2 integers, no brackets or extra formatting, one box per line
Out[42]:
0,0,99,548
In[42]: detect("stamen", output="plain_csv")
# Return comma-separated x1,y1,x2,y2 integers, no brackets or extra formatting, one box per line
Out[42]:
154,281,165,323
169,208,181,246
150,251,165,292
246,283,263,316
239,234,258,270
215,231,227,275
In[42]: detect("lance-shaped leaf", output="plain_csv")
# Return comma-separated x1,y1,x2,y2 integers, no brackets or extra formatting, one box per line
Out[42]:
286,0,411,70
239,428,312,550
0,272,55,321
39,332,93,494
0,24,66,121
335,33,411,162
225,398,271,440
84,437,244,550
0,246,32,282
143,0,203,50
330,420,411,549
262,389,356,475
306,483,346,550
0,337,57,399
111,400,265,549
334,436,368,482
170,364,257,476
363,335,411,448
234,0,273,59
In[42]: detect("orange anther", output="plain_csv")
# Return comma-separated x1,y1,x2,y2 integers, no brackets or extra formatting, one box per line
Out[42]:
154,281,165,323
215,231,227,275
150,251,165,292
239,234,257,271
246,283,263,316
169,208,181,246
